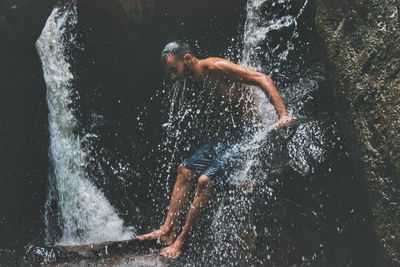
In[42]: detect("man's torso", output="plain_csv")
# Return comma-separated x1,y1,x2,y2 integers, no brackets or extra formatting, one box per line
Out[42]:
196,68,263,127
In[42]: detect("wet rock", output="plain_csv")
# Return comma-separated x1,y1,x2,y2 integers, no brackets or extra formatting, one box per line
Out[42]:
256,120,377,265
175,120,377,266
48,254,169,267
315,0,400,264
45,253,168,267
20,239,164,266
0,0,53,250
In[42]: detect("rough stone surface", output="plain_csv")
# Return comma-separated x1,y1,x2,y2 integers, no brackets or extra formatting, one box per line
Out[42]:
0,0,53,249
20,239,167,266
315,0,400,264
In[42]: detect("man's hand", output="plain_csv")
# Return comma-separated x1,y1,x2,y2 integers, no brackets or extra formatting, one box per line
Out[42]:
273,115,296,128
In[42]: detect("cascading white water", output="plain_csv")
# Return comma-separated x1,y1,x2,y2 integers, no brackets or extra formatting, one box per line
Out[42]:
240,0,301,126
207,0,306,264
224,0,296,185
229,0,309,184
36,1,135,245
242,0,309,70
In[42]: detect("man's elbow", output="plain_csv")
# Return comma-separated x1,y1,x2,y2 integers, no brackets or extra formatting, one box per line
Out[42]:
264,74,274,84
257,74,274,87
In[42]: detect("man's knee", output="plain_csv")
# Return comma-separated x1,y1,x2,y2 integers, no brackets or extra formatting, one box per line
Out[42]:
198,175,212,189
177,164,192,182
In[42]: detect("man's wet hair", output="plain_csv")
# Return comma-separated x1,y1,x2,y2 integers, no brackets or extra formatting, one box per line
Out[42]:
161,41,193,65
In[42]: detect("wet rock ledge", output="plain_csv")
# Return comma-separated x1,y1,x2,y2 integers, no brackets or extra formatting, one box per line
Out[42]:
23,239,169,267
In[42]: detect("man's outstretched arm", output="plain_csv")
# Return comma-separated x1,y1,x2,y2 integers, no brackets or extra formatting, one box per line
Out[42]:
207,59,294,127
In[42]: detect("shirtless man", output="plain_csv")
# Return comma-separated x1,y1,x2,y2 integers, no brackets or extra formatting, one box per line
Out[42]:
137,41,294,258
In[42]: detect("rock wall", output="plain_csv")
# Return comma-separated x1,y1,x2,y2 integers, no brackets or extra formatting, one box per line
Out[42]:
315,0,400,264
0,0,53,249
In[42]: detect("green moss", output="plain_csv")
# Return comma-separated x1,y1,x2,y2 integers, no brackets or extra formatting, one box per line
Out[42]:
0,15,7,29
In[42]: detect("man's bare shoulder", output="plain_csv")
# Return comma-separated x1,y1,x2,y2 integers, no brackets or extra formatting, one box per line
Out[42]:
200,57,234,72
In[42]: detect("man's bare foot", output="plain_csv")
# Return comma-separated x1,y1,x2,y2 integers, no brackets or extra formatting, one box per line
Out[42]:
137,227,176,245
160,240,183,259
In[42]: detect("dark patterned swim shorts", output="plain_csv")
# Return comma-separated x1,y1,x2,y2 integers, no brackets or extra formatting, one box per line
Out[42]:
182,124,261,187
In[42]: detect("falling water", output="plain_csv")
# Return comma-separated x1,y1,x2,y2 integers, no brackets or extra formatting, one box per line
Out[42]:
36,1,134,245
242,0,309,71
240,0,277,126
202,0,311,265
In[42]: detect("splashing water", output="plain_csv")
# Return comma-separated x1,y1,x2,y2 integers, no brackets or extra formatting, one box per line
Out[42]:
153,1,303,264
36,1,135,245
242,0,310,72
204,0,312,265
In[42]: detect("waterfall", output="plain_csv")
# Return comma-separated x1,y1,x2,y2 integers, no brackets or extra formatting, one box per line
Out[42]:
240,0,278,127
36,1,135,245
206,0,308,264
241,0,309,70
240,0,307,125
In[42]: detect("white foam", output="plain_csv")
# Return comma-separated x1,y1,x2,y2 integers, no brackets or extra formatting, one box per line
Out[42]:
36,1,135,245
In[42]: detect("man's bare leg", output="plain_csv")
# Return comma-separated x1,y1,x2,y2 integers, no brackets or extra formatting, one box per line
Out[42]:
137,164,194,245
160,175,213,258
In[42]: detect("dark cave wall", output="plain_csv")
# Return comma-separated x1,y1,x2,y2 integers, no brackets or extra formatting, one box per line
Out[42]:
0,0,54,248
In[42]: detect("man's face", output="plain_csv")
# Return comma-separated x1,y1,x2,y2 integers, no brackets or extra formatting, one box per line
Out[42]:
164,54,189,81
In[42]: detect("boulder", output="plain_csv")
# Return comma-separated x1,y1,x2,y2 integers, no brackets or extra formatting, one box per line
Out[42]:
315,0,400,264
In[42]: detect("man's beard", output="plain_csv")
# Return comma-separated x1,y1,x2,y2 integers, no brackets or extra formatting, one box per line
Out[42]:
183,63,195,79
